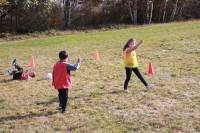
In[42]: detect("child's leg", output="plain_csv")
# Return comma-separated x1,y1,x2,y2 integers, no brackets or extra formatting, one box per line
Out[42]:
124,67,132,90
66,89,69,108
61,89,67,113
58,90,62,108
13,72,22,80
132,67,148,87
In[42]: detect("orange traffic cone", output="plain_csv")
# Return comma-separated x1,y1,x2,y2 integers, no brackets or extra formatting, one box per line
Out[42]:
94,49,100,63
29,56,36,69
148,63,154,76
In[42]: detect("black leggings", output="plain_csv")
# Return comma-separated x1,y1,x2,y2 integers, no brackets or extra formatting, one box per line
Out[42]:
124,67,148,90
13,72,23,80
58,89,68,112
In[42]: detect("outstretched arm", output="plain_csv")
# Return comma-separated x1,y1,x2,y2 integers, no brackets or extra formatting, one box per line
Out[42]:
67,58,81,71
126,40,144,53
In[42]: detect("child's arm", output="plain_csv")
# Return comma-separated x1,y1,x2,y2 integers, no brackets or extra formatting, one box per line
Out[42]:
67,58,81,71
126,40,144,53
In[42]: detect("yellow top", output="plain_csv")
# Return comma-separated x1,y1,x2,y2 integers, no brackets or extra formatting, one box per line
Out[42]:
124,50,138,68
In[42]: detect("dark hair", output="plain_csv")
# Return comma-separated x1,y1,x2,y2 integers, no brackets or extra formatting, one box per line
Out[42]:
123,38,133,51
59,50,68,60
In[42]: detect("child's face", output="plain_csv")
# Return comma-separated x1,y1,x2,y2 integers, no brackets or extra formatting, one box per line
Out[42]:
128,39,136,48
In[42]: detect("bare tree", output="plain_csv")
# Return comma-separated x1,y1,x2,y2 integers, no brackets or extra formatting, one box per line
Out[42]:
170,0,179,21
128,0,134,23
146,0,153,24
148,0,153,24
162,0,168,23
68,0,72,25
128,0,137,24
63,0,74,27
133,0,137,24
177,2,185,19
146,0,150,23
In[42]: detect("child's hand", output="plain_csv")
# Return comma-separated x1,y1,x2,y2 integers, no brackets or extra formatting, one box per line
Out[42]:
139,40,144,44
77,58,81,69
77,58,81,63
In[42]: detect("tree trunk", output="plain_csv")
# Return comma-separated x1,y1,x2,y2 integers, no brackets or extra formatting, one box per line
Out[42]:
63,0,73,27
128,0,134,23
179,4,184,17
146,0,149,23
177,2,184,20
133,0,137,24
15,6,18,31
158,1,163,22
149,1,153,24
67,0,72,25
162,0,168,23
141,0,146,24
170,0,179,21
63,0,67,26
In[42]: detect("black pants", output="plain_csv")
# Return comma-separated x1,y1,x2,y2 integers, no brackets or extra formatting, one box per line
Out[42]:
58,89,68,112
124,67,148,90
13,72,23,80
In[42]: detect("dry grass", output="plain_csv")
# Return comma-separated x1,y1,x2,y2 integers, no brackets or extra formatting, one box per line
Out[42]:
0,20,200,133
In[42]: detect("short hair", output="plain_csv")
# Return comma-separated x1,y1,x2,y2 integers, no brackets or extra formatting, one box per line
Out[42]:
59,50,68,60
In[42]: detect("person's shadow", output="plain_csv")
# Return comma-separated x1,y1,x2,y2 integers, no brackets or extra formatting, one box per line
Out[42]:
0,97,58,124
35,97,58,106
0,111,57,124
72,90,122,100
0,79,14,83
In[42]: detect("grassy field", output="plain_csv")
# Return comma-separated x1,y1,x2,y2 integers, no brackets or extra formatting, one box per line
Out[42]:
0,21,200,133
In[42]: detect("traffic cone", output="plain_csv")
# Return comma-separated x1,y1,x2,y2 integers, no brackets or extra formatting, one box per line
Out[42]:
148,63,154,76
29,56,36,69
94,49,100,63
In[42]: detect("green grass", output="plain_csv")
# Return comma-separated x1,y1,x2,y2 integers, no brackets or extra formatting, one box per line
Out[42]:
0,20,200,132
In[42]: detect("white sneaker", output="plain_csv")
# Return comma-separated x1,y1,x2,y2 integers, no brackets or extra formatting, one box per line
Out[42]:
124,89,129,93
146,84,154,89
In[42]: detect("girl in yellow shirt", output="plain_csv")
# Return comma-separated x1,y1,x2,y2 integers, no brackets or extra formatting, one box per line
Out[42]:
123,38,154,92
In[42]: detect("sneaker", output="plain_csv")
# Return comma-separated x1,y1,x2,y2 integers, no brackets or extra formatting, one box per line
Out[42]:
61,108,67,113
146,84,154,89
124,89,129,93
61,110,65,113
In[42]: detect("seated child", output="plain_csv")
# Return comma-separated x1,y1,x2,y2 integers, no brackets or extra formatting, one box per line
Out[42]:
8,59,23,80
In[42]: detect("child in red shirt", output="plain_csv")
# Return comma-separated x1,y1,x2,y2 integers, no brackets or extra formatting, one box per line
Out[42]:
53,50,80,113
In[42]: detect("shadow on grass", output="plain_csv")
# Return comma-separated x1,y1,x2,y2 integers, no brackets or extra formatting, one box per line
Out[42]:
0,79,14,83
0,99,5,103
0,111,57,124
72,90,123,100
35,97,58,106
34,90,120,106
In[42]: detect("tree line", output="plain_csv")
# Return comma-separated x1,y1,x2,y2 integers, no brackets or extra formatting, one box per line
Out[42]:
0,0,199,33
